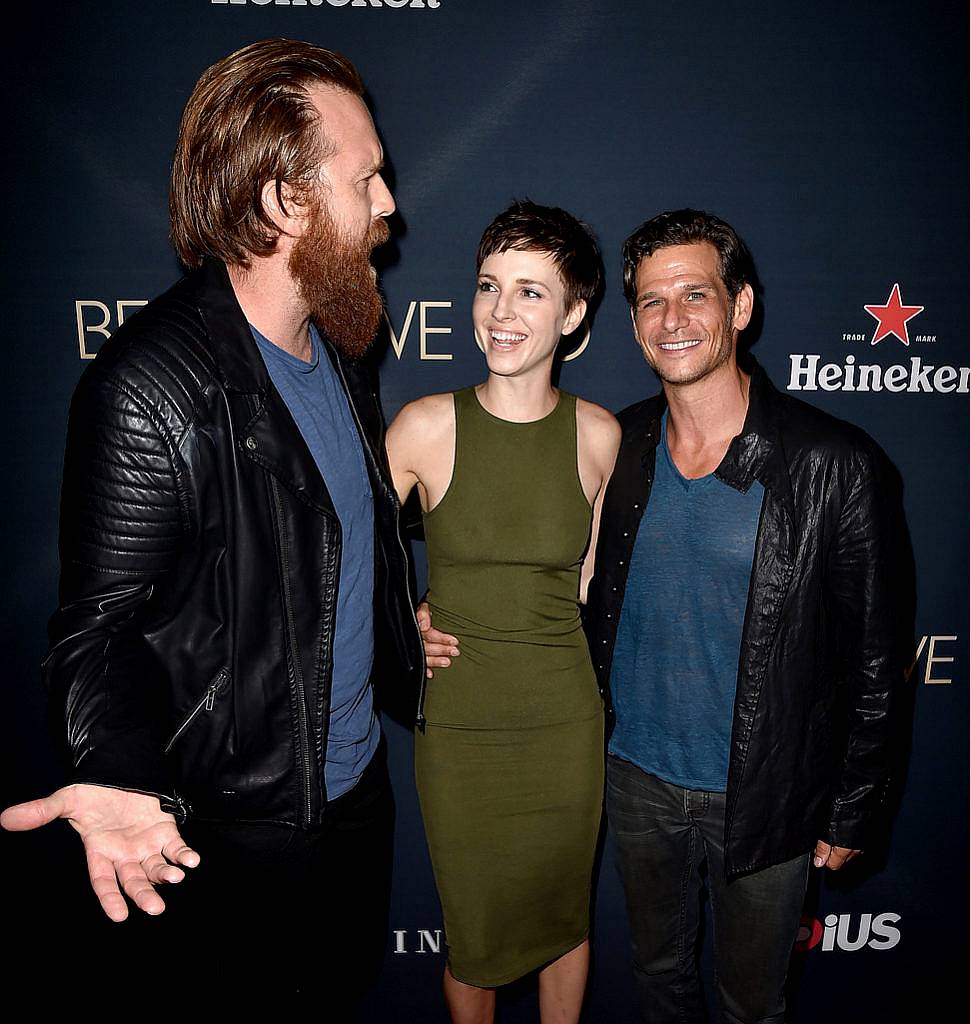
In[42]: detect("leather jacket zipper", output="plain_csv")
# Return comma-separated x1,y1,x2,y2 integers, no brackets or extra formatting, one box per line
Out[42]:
163,667,231,755
332,362,428,728
270,476,317,826
161,792,192,821
389,487,429,730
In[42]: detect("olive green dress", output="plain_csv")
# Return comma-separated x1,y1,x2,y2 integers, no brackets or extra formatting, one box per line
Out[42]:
415,386,604,987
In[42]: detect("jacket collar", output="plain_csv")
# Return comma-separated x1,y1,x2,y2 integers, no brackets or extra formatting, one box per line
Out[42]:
628,394,665,469
188,257,363,394
715,362,795,519
187,257,386,511
191,258,271,393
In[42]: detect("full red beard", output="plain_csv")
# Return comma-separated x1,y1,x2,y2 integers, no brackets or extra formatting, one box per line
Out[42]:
288,199,390,360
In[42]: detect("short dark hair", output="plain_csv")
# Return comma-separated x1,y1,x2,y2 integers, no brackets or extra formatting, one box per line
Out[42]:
170,38,364,268
622,209,754,307
476,200,604,313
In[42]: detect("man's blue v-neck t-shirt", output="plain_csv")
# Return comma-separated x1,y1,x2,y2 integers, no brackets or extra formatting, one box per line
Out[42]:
252,323,378,800
608,411,764,792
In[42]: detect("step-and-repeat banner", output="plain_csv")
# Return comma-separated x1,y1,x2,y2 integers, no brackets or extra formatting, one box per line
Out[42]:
4,2,966,1019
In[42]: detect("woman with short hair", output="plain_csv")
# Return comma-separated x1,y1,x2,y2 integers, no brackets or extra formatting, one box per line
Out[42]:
387,200,620,1024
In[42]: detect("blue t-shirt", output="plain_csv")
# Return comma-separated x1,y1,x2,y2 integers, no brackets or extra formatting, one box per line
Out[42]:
252,324,378,799
608,411,764,792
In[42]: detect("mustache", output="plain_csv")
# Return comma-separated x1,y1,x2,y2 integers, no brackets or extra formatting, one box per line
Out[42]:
368,216,390,249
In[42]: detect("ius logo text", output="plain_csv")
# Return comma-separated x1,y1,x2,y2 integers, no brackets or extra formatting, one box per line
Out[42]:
796,913,901,952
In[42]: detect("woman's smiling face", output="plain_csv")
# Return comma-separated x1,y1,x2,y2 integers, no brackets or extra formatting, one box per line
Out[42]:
473,248,585,380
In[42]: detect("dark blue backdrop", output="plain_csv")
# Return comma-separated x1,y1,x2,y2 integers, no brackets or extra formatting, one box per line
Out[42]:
3,2,967,1018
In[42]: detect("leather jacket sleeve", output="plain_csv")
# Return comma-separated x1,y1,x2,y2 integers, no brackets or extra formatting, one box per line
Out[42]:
823,441,901,849
43,364,191,803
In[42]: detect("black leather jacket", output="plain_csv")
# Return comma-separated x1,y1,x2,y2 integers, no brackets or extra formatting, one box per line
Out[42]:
586,365,903,877
44,259,424,827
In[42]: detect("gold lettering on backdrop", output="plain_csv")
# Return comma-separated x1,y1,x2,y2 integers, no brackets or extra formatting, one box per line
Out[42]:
76,301,111,360
419,301,453,360
387,301,419,360
906,634,959,685
922,635,957,685
76,300,148,359
117,300,148,327
387,301,454,361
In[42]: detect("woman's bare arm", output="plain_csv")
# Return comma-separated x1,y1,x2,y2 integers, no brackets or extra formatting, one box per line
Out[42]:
385,392,456,508
576,399,621,605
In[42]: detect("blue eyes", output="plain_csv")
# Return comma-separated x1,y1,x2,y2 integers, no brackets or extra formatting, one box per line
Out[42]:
640,292,708,311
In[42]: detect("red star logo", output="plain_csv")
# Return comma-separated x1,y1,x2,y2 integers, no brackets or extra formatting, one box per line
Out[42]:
863,283,924,346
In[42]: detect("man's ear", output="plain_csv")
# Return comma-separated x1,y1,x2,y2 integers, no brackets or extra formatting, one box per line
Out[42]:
260,179,311,238
562,299,587,337
733,282,754,331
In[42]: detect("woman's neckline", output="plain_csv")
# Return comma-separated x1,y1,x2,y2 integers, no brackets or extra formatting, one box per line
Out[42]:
471,385,563,425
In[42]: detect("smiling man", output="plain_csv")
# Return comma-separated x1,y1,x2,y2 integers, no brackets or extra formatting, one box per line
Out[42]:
584,209,904,1023
2,39,423,1007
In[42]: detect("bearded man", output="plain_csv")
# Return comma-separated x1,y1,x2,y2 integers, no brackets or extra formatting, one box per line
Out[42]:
1,39,423,1006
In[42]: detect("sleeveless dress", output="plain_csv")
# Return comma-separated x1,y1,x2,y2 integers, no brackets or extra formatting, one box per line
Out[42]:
415,386,605,987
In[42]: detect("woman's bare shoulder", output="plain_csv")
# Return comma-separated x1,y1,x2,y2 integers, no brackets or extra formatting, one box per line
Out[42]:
390,391,456,436
575,397,621,449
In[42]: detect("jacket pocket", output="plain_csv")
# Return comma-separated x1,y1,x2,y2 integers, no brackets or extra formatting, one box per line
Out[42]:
164,667,232,755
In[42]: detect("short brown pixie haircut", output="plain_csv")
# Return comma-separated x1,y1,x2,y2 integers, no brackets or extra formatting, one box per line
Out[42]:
476,200,604,314
170,38,364,268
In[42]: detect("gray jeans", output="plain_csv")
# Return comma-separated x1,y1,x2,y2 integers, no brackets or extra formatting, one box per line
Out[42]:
606,755,810,1024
